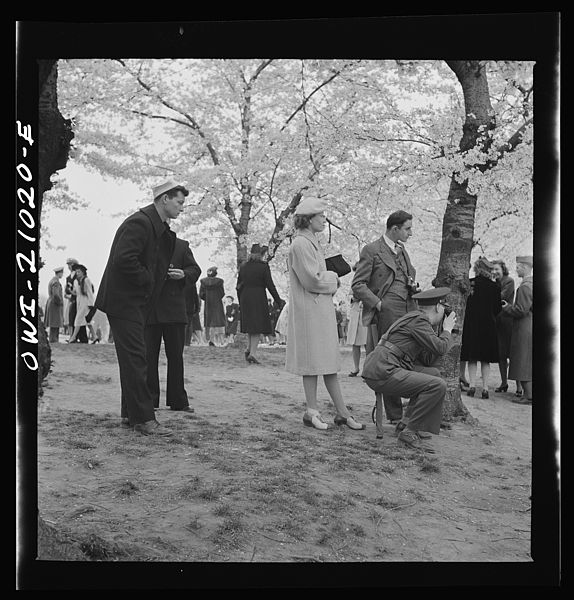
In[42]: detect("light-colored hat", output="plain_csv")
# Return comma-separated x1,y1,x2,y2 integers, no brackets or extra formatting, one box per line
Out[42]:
294,196,328,215
66,257,78,265
152,179,189,200
516,255,533,266
54,266,64,273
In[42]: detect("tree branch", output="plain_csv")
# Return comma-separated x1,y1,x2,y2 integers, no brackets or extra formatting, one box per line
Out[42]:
280,63,351,132
115,58,221,166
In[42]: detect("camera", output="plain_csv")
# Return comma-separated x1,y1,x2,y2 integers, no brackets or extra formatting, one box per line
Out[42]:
407,276,420,296
441,302,453,317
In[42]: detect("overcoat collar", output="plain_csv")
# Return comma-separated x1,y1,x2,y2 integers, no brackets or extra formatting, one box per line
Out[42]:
140,203,170,238
296,228,321,250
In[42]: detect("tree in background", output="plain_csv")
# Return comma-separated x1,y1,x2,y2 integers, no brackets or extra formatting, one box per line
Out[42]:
48,58,534,422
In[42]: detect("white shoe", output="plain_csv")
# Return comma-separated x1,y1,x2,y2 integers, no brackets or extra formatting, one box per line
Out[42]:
303,412,329,430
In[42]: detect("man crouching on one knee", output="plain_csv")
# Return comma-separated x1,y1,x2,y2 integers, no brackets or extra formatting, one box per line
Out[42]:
361,287,457,454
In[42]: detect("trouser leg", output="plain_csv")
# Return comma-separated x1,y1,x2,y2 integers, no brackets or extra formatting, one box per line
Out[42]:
144,324,163,408
163,323,188,409
49,327,59,343
108,316,156,426
366,368,446,435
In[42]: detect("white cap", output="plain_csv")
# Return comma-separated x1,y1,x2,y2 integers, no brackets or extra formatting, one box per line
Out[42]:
294,196,328,215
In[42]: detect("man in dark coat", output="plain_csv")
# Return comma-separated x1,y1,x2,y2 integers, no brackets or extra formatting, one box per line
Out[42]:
95,179,188,436
361,287,457,453
351,210,419,424
145,236,201,412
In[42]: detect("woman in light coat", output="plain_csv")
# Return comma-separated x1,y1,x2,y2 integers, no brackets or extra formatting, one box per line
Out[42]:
286,196,365,431
68,264,96,343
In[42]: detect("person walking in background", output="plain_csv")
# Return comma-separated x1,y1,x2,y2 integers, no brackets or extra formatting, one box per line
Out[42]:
224,295,241,344
237,244,284,364
492,259,522,396
145,236,201,413
67,264,95,344
351,210,419,425
44,266,65,343
199,266,226,347
184,277,202,346
336,301,348,346
346,263,369,376
502,255,533,405
95,179,187,436
286,196,365,431
459,256,501,399
64,258,87,343
269,298,283,344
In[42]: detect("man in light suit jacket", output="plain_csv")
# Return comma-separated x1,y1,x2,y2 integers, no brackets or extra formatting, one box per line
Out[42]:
145,236,201,412
95,180,188,436
351,210,419,426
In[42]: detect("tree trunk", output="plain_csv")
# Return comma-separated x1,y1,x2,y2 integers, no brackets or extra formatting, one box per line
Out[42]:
433,61,496,424
36,58,74,552
36,60,74,395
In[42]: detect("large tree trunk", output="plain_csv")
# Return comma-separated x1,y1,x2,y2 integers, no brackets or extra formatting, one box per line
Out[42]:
36,60,74,395
433,61,496,424
35,59,75,556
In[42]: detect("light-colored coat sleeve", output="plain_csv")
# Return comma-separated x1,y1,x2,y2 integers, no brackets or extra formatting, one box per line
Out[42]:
290,236,338,294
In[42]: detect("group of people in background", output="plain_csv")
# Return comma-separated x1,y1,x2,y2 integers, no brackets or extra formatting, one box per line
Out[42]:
42,180,533,451
43,258,102,344
458,255,533,405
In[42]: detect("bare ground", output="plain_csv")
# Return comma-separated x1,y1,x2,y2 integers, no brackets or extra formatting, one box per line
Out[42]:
29,339,534,573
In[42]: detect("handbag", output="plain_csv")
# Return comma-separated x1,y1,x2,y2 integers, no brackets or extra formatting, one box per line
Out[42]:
325,254,351,277
85,306,97,323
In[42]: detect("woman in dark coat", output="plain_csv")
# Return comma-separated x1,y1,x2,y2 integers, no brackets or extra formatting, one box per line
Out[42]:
237,244,284,364
199,266,226,346
460,257,501,399
492,259,522,395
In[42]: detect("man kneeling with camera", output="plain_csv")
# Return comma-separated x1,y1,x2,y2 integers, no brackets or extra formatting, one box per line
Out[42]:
361,287,457,454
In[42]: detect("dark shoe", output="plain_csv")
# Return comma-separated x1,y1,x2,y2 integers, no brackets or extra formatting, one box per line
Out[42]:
170,406,194,413
133,420,173,436
90,338,100,344
209,341,215,347
398,430,436,454
120,417,130,428
459,378,470,391
348,370,359,377
495,384,508,393
515,390,523,397
481,390,489,399
244,350,250,360
512,397,532,405
246,355,260,364
394,421,407,435
303,412,329,430
467,387,476,397
334,415,366,430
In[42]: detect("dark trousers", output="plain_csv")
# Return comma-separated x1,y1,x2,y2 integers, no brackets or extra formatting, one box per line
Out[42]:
48,327,60,343
108,315,156,425
366,293,416,421
145,323,189,409
364,366,446,435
